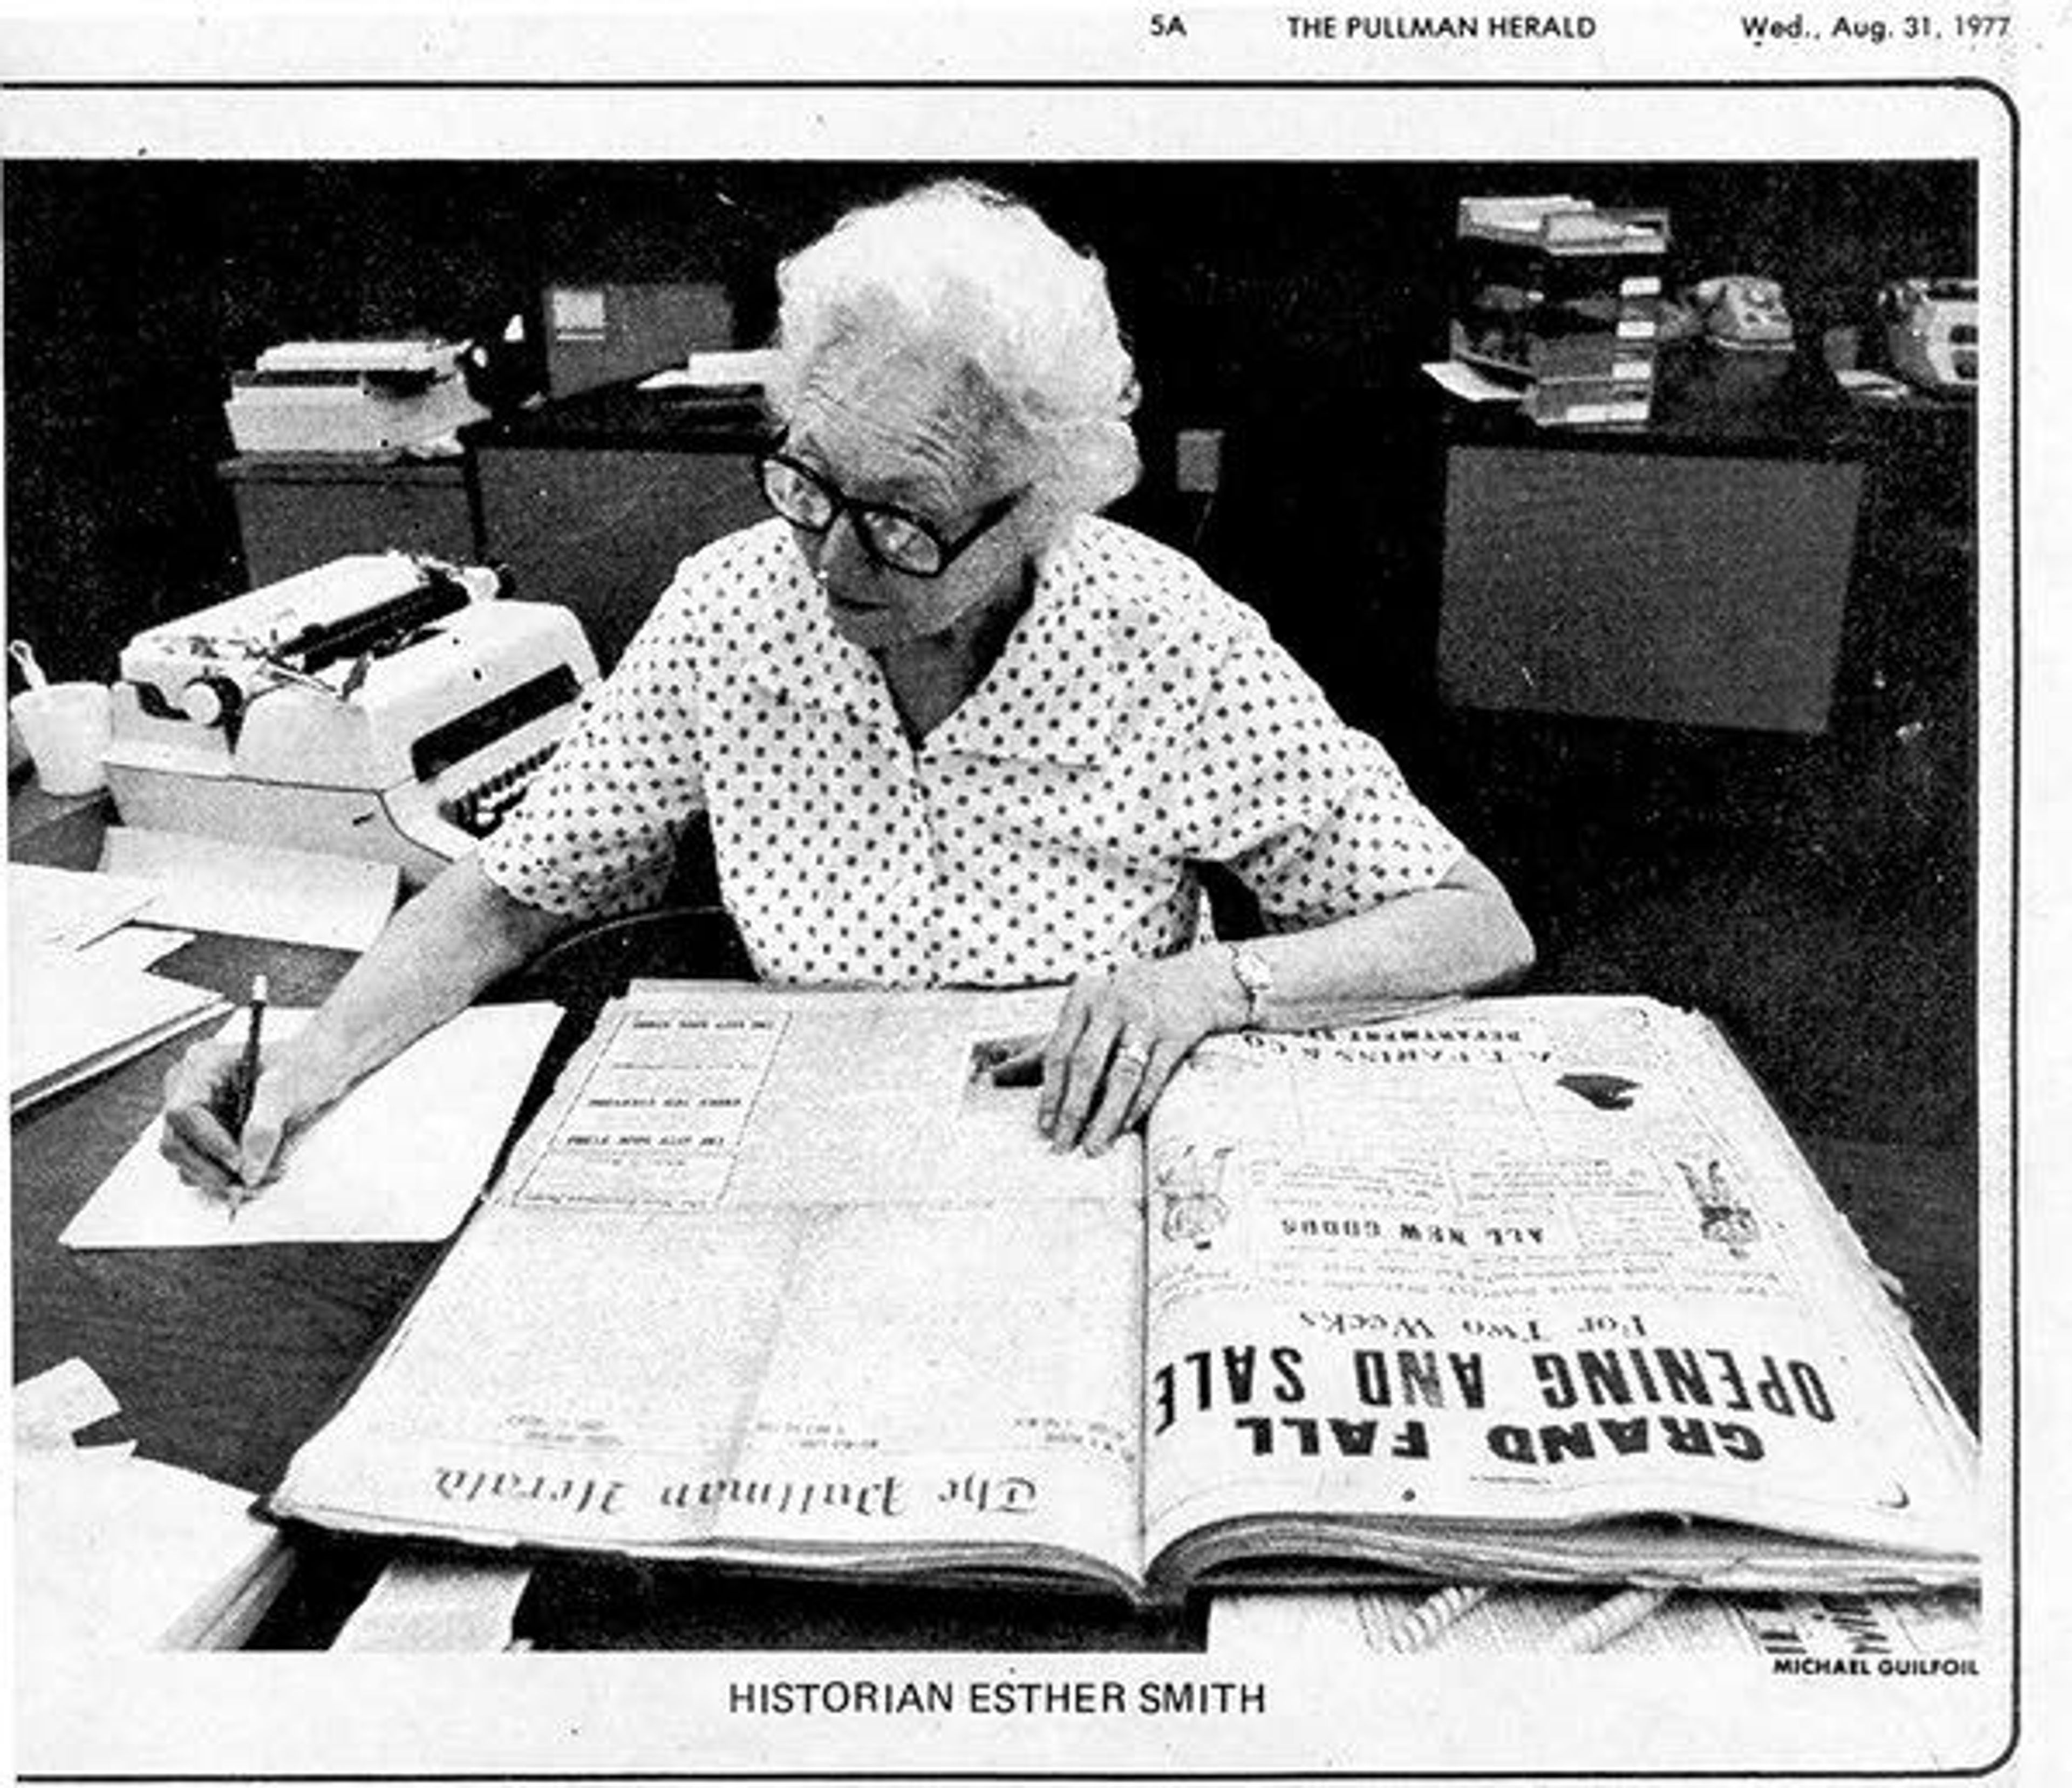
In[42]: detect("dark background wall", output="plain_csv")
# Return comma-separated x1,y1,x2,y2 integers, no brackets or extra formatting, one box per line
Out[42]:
4,159,1982,1163
3,159,1974,674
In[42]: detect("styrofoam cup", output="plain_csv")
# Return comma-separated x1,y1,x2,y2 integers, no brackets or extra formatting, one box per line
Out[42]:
10,681,111,796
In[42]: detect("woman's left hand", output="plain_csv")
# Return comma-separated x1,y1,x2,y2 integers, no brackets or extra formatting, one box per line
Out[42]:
1009,950,1248,1156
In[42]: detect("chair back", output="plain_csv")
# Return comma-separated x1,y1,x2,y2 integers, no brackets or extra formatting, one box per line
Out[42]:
505,904,755,1020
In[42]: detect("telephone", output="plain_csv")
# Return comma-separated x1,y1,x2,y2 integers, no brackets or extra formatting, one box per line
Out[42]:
1881,277,1976,393
1688,275,1794,352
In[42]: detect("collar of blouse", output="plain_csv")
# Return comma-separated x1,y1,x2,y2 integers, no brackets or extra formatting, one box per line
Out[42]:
743,518,1116,768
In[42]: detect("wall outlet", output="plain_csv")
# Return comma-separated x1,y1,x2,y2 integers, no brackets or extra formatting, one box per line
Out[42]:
1175,427,1223,495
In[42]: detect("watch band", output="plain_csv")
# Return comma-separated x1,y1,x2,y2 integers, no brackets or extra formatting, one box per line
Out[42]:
1226,942,1275,1027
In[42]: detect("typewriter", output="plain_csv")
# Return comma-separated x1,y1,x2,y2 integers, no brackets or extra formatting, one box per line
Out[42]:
103,553,599,885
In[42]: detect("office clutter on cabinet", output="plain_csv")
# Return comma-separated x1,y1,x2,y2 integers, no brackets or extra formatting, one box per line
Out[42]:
1450,195,1669,427
542,279,735,397
1418,359,1526,406
102,552,599,885
14,1360,293,1650
637,346,782,395
1882,278,1978,395
1681,274,1796,353
453,312,548,415
223,338,492,454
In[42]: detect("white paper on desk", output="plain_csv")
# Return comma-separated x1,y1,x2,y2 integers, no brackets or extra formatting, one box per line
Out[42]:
8,944,229,1111
8,862,161,950
75,925,197,973
97,825,399,952
60,1002,563,1248
13,1357,122,1451
1420,358,1526,404
14,1448,288,1651
330,1554,533,1652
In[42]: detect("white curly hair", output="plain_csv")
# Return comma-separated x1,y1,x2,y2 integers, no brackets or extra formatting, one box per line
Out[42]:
765,180,1141,530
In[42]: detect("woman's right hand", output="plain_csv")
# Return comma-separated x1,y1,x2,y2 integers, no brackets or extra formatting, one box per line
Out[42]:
158,1035,339,1197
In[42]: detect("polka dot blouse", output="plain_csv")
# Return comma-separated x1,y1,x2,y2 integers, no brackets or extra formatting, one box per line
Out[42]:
480,515,1464,988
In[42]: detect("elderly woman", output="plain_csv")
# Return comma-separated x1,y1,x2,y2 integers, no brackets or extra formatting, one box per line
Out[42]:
162,179,1532,1191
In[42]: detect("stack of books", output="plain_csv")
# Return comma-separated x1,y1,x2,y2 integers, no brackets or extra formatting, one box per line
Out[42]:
1451,196,1669,427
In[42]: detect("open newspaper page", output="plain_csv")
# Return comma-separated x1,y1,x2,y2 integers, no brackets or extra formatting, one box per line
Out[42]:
1138,995,1977,1593
271,984,1148,1592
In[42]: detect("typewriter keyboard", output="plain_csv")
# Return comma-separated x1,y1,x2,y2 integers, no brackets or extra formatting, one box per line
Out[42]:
445,742,559,838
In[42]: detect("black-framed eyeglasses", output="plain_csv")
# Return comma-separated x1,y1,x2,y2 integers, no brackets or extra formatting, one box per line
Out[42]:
756,450,1023,579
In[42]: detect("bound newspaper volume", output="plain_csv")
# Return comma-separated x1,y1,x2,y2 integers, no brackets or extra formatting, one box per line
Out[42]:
269,985,1979,1600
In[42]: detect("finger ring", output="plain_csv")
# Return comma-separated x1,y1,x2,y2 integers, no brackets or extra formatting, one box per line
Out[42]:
1114,1041,1152,1072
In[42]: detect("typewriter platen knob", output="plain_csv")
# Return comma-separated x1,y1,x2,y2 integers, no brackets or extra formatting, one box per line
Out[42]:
179,673,244,728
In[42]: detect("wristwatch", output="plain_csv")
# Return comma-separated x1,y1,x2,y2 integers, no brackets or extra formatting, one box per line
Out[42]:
1225,942,1276,1028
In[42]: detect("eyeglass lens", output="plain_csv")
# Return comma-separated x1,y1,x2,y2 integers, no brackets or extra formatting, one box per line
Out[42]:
759,457,946,575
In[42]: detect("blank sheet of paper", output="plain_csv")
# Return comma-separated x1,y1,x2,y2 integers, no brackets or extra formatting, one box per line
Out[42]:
14,1358,122,1450
330,1555,535,1652
61,1003,563,1248
97,825,400,952
8,863,161,950
9,944,228,1112
14,1450,288,1650
74,927,197,973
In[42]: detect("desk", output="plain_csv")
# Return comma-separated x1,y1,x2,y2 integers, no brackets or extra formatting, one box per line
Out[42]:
8,788,1201,1650
1433,345,1974,740
10,789,432,1634
9,787,1974,1649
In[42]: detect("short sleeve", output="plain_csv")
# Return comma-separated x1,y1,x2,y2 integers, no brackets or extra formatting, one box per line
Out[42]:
1179,615,1463,927
477,565,709,919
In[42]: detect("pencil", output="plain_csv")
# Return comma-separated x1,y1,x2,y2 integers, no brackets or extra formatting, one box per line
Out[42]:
1384,1584,1490,1654
225,973,268,1222
1544,1586,1674,1654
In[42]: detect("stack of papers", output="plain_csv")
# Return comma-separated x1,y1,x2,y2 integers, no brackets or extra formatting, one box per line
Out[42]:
8,862,161,950
15,1361,293,1651
639,347,781,392
254,338,464,380
6,838,398,1116
16,1452,295,1650
98,825,399,953
9,943,227,1113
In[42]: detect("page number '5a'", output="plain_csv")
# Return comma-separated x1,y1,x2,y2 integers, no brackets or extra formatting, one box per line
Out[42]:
1150,12,1188,35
